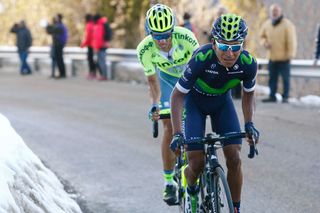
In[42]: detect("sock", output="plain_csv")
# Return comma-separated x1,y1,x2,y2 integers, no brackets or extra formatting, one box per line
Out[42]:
233,201,241,213
163,170,174,185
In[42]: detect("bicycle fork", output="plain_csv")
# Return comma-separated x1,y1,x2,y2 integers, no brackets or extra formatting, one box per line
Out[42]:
202,146,221,213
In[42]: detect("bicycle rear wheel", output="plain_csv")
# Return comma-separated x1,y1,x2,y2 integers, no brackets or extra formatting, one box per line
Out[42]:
213,167,234,213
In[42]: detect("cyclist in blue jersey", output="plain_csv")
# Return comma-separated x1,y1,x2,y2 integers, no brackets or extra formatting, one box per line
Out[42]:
136,4,199,205
170,14,260,213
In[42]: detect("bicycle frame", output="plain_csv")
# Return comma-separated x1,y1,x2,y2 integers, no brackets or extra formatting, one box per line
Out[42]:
201,141,234,213
190,132,247,213
174,144,187,211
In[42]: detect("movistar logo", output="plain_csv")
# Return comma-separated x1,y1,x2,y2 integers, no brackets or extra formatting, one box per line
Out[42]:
240,53,256,65
195,50,213,62
155,51,191,68
196,78,241,94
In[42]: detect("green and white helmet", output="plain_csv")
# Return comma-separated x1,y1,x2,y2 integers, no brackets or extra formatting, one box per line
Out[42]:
146,4,175,33
212,13,248,42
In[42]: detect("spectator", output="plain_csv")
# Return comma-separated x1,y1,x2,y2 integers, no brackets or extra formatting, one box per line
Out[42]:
49,17,57,78
203,5,228,43
81,14,97,80
260,4,297,103
92,14,111,81
10,20,32,75
314,23,320,66
181,12,197,36
46,14,68,79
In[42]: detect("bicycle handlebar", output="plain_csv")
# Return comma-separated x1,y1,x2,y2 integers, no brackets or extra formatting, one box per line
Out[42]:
185,132,258,159
248,136,259,159
186,132,246,144
152,113,171,138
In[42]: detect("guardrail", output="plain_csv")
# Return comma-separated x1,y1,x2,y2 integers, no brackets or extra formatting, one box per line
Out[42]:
257,58,320,78
0,46,319,78
0,46,139,77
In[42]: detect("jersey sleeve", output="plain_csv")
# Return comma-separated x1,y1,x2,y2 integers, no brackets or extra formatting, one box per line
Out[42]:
241,52,258,92
136,38,156,76
176,48,207,93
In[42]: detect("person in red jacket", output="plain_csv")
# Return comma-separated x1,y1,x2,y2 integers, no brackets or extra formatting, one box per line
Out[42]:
92,14,110,81
81,14,97,80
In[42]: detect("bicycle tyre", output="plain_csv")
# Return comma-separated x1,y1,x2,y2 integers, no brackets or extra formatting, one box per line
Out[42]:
213,167,234,213
175,156,187,212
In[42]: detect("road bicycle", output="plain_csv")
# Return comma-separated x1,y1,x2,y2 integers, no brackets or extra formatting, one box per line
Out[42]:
175,132,257,213
191,132,257,213
151,114,258,213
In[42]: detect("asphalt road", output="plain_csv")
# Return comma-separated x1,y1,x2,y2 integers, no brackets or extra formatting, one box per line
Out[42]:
0,72,319,213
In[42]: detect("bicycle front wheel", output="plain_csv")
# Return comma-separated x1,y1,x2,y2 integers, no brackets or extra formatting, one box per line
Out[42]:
213,167,234,213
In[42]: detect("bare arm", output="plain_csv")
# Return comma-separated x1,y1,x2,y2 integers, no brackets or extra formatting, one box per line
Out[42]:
170,88,186,134
242,90,260,144
242,90,255,123
147,74,161,105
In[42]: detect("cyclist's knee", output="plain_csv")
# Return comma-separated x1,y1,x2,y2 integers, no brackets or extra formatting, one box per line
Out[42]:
162,119,172,132
188,151,205,175
226,155,242,172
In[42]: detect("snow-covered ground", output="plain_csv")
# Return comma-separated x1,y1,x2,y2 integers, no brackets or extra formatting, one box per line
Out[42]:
255,85,320,107
0,114,82,213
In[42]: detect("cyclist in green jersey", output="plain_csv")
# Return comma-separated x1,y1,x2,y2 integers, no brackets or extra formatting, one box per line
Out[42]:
136,4,199,205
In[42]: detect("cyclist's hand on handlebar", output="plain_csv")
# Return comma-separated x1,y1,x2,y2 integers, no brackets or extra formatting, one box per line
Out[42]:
148,104,160,121
170,133,184,155
245,122,260,144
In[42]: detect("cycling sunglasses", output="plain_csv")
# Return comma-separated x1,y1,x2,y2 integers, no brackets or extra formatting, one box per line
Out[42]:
151,32,172,41
215,40,243,52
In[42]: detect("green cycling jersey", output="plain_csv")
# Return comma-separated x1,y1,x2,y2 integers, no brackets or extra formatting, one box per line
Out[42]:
137,26,199,78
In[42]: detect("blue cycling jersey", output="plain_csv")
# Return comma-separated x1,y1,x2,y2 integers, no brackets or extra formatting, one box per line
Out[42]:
176,44,257,96
175,44,258,151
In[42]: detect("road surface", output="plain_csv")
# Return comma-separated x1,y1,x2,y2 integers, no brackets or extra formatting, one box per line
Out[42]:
0,72,319,213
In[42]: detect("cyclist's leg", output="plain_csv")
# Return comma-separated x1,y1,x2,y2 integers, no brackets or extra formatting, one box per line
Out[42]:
158,71,177,173
183,92,206,212
184,92,206,186
158,71,178,203
210,92,243,207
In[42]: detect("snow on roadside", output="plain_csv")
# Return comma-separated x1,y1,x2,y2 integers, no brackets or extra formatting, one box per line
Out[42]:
0,113,82,213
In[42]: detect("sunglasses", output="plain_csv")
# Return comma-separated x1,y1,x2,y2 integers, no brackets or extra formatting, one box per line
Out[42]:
215,40,243,52
152,32,172,41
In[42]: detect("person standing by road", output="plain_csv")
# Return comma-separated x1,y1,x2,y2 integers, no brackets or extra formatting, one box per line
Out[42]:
137,4,199,205
46,14,68,79
181,12,197,37
313,23,320,66
10,20,32,75
260,4,297,103
170,13,259,213
92,14,112,81
81,14,97,80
